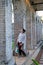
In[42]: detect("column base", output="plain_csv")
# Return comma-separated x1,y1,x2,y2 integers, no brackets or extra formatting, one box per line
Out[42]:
4,57,15,65
8,57,15,65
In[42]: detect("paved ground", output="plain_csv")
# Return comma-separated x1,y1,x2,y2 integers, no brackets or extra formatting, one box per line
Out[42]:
14,50,35,65
39,49,43,65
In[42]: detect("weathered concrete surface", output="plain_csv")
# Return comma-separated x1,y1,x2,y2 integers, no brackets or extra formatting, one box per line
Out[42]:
14,0,42,50
26,6,31,49
0,0,15,65
36,16,42,44
0,0,5,63
30,0,43,11
0,0,42,65
14,0,35,49
14,0,23,44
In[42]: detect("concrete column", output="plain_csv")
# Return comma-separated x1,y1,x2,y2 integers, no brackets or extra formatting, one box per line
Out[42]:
21,0,26,52
0,0,5,63
14,0,23,44
26,8,31,49
23,15,27,52
35,14,37,45
30,11,37,49
31,12,36,49
42,23,43,40
39,22,42,41
0,0,15,65
32,12,37,48
5,0,15,65
36,15,38,44
31,11,33,49
36,16,42,43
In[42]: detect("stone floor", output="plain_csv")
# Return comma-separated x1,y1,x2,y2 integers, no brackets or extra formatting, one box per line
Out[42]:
0,63,5,65
14,49,35,65
39,49,43,65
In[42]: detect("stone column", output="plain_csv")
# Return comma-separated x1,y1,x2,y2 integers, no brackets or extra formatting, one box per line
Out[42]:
39,21,42,41
35,15,38,44
22,0,26,52
31,11,33,49
42,23,43,40
0,0,15,65
31,12,36,48
36,17,40,43
40,22,42,40
14,0,23,44
23,15,26,51
5,0,15,65
36,16,42,43
34,13,37,45
26,7,31,49
0,0,5,64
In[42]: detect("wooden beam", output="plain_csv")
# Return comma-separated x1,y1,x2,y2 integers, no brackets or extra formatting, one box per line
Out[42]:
31,2,43,5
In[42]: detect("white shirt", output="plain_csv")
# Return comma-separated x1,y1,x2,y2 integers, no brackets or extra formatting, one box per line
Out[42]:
17,33,26,44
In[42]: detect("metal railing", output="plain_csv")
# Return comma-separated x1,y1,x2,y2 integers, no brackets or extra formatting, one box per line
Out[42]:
22,40,43,65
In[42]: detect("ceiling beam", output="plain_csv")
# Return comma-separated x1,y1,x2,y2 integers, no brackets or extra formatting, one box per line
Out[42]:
31,2,43,5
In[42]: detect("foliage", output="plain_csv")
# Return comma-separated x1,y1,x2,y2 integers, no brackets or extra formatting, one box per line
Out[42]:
32,59,39,65
12,41,15,50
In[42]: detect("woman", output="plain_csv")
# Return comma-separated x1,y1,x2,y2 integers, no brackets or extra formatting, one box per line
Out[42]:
17,29,26,56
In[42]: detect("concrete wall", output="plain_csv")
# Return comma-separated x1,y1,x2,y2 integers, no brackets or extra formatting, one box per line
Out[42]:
0,0,5,62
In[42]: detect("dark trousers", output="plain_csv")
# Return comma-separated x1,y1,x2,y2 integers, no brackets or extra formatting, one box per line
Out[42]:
18,42,26,56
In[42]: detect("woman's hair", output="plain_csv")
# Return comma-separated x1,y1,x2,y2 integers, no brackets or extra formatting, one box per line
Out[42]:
23,28,26,33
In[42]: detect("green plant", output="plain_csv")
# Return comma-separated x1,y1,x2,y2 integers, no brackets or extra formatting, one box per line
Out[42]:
12,41,15,50
32,59,39,65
